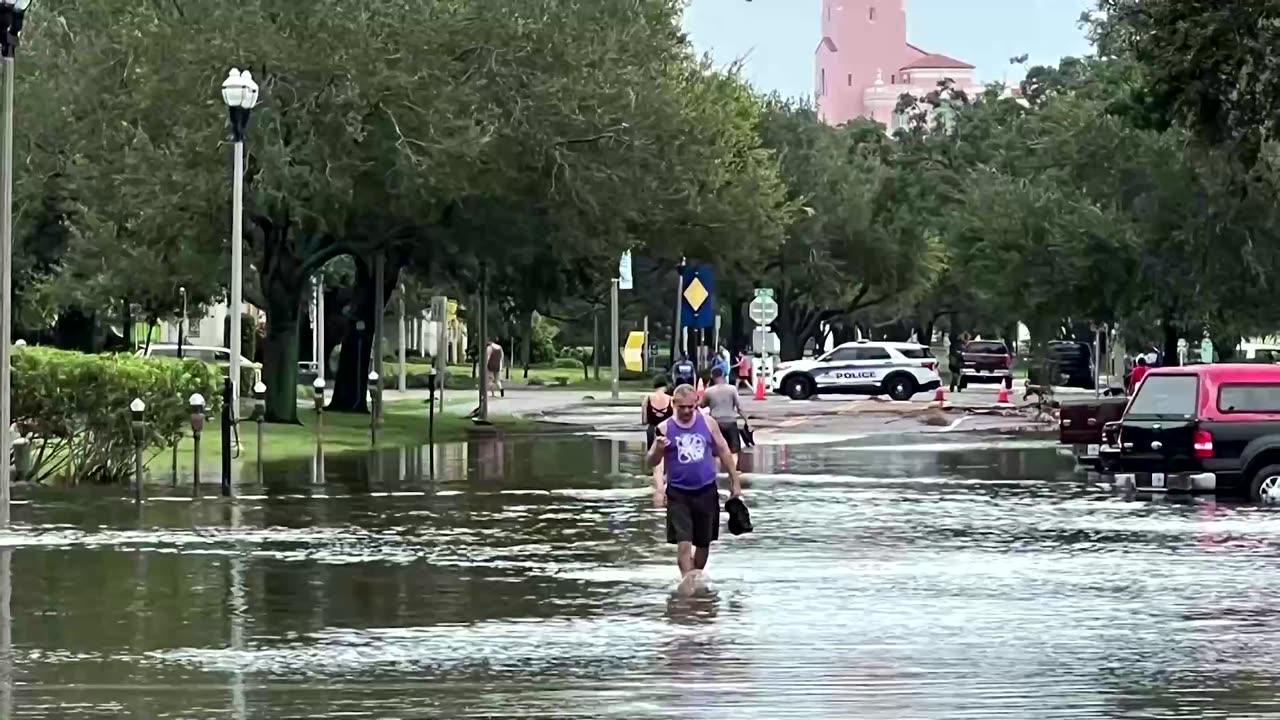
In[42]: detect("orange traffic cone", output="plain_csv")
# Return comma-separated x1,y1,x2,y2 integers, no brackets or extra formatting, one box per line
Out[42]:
933,386,945,408
754,375,766,401
696,378,705,402
996,384,1011,406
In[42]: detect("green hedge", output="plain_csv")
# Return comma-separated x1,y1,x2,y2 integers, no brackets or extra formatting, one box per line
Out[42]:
551,357,584,370
13,347,224,483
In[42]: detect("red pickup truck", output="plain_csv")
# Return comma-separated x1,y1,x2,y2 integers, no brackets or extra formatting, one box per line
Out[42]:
1059,396,1128,468
1104,364,1280,502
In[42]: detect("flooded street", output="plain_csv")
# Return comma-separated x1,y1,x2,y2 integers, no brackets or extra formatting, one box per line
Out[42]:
3,434,1280,718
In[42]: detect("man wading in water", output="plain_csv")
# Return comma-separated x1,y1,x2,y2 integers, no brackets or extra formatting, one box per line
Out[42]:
647,384,744,593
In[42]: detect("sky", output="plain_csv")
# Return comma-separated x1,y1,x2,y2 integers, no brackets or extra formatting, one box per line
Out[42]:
683,0,1096,99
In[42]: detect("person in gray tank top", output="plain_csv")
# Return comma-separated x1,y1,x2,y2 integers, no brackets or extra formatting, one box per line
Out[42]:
702,366,746,470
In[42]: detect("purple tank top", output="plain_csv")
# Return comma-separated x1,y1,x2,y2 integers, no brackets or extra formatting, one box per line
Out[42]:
664,413,717,491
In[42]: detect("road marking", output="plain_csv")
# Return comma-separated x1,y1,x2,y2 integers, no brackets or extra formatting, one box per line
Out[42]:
941,416,971,432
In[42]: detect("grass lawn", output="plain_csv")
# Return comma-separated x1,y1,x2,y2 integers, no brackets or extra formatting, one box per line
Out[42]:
157,402,539,468
395,359,652,391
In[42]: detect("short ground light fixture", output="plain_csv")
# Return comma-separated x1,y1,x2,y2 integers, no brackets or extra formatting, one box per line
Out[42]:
252,381,267,481
129,398,147,503
368,370,382,444
189,393,205,497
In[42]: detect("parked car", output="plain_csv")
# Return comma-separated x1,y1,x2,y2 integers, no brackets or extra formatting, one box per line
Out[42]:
958,339,1013,388
771,340,941,402
136,344,262,387
1058,396,1128,469
1104,363,1280,502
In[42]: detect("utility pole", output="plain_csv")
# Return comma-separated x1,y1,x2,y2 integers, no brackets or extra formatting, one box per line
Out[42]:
477,264,489,421
610,278,620,400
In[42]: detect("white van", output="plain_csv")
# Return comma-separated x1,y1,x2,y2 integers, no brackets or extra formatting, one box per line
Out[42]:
136,344,263,385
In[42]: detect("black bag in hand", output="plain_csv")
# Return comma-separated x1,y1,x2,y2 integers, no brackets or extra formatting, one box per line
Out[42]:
725,496,753,535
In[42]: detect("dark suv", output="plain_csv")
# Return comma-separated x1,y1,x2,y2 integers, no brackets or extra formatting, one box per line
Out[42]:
1104,363,1280,502
1047,341,1095,389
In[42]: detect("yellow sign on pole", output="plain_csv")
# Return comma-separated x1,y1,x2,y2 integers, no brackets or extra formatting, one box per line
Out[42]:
624,331,646,372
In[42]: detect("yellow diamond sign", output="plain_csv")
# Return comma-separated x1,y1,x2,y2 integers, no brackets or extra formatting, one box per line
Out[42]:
683,277,709,311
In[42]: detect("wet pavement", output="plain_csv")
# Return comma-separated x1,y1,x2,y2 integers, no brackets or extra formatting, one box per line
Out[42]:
2,433,1280,718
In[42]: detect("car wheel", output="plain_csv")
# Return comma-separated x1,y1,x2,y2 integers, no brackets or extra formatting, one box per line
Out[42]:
884,375,917,402
783,376,813,401
1250,464,1280,504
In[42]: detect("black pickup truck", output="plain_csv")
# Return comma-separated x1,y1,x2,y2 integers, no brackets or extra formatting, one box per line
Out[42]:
1059,396,1128,469
1103,363,1280,502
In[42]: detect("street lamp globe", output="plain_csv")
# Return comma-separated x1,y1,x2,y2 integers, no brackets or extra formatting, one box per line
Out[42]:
189,393,205,410
253,381,267,396
221,68,259,110
130,398,146,414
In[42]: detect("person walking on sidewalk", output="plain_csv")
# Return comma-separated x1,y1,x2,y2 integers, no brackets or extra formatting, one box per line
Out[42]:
702,366,746,470
671,355,696,388
641,376,674,502
485,337,505,399
647,384,744,589
948,340,964,393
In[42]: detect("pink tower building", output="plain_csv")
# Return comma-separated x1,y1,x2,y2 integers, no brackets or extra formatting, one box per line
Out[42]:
815,0,978,128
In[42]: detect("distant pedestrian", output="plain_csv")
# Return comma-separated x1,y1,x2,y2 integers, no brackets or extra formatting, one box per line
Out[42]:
702,366,746,470
948,340,964,393
647,384,744,593
485,337,504,399
671,355,696,387
734,351,752,389
642,376,674,503
1129,357,1150,395
715,345,731,377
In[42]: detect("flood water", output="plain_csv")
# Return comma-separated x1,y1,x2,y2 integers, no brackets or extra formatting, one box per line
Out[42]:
2,433,1280,717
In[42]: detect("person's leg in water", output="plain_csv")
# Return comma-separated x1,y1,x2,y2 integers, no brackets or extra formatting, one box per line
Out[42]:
677,541,696,575
694,545,710,570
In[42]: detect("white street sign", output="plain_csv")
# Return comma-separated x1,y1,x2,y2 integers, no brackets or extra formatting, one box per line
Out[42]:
618,251,633,290
749,295,779,325
752,327,780,354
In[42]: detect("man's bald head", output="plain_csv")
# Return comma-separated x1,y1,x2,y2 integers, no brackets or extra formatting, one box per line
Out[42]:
672,384,697,402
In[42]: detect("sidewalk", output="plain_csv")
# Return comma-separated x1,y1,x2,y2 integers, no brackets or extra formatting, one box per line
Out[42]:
382,387,646,420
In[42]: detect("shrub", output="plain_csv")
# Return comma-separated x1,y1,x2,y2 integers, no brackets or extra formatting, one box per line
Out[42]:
527,377,546,387
552,357,584,370
13,347,224,484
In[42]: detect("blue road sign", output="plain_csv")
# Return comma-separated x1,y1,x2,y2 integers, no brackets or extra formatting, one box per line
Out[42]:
680,265,715,329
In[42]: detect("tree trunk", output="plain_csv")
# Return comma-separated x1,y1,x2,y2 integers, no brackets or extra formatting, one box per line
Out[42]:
52,309,98,352
522,311,532,379
263,301,302,424
328,255,402,412
1162,322,1180,368
330,316,374,413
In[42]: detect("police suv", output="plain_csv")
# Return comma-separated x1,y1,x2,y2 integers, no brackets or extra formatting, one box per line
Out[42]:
771,340,942,401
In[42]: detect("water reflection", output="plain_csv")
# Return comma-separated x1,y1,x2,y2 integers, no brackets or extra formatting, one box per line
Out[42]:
5,434,1280,717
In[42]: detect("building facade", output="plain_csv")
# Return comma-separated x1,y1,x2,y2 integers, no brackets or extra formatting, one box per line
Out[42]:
815,0,980,129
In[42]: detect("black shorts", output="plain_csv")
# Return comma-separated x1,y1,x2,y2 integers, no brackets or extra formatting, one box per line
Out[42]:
716,420,741,453
666,482,721,547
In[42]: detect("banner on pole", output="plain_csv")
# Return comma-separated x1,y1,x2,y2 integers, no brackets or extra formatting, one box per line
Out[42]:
618,252,633,291
680,265,715,329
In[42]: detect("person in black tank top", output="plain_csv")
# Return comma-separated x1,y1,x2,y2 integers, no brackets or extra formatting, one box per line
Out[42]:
642,376,673,504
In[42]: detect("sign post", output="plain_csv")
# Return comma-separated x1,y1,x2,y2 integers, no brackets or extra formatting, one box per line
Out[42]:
610,278,620,400
611,252,631,400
